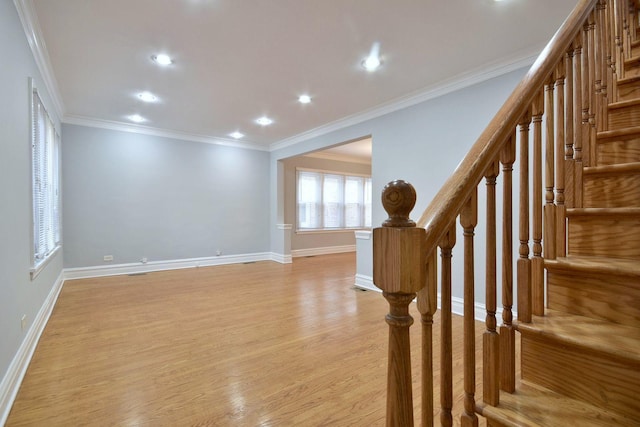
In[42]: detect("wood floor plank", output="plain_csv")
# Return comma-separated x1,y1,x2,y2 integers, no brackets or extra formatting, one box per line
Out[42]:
6,254,487,426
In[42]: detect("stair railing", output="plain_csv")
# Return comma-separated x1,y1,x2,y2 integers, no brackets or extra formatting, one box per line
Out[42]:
372,0,634,425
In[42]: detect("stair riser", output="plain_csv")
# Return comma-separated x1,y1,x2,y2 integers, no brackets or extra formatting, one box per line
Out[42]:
547,269,640,327
616,81,640,102
567,215,640,259
521,336,640,419
632,44,640,58
623,64,640,78
583,171,640,207
596,137,640,165
608,105,640,129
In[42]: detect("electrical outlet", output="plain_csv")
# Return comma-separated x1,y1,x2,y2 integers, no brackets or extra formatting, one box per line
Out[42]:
141,257,148,264
216,249,222,256
103,255,114,262
21,315,27,331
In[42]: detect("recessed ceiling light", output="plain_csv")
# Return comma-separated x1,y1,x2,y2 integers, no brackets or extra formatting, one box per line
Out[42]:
298,94,312,104
362,42,382,72
151,54,173,66
128,114,146,123
137,91,157,102
229,131,244,139
256,116,273,126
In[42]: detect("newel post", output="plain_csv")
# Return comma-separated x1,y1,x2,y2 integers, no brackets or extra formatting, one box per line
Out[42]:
373,180,426,427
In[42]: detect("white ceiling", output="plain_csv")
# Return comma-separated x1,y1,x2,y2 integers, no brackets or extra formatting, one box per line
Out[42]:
29,0,578,150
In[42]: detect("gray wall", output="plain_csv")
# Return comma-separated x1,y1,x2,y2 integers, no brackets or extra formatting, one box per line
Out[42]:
282,155,371,251
0,0,63,387
271,67,527,304
62,124,271,267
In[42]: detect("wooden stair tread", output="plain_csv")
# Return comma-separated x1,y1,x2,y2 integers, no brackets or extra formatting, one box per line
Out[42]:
516,309,640,365
545,255,640,277
617,74,640,86
566,207,640,216
624,56,640,67
480,382,637,427
583,161,640,174
597,126,640,139
609,98,640,110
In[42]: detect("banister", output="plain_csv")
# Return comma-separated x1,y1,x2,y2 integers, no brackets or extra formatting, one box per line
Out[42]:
416,0,598,256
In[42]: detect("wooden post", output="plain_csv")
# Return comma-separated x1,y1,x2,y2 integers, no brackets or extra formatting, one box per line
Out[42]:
483,161,500,406
417,251,437,427
500,132,516,393
439,222,456,427
461,190,479,427
518,111,533,324
532,90,545,317
373,180,426,427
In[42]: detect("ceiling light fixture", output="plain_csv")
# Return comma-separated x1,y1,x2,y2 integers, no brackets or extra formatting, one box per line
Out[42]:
362,42,382,72
137,91,157,102
229,131,244,139
151,54,173,66
298,94,312,104
128,114,146,123
256,116,273,126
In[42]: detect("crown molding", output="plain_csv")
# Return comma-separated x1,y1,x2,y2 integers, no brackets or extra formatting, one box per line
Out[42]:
269,46,542,153
63,115,270,151
13,0,65,121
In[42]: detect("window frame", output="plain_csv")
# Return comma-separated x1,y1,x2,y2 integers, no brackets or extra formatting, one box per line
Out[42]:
296,167,372,233
29,78,62,279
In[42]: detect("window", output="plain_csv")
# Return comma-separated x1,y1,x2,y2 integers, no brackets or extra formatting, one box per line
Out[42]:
30,80,61,277
297,169,372,231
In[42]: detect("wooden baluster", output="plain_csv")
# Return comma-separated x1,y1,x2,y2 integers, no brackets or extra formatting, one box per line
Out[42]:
483,161,500,406
440,222,456,427
594,7,604,130
417,251,437,427
500,132,516,393
532,91,545,316
566,47,576,209
587,12,597,165
598,1,609,129
461,190,478,427
373,180,426,427
606,0,617,101
518,111,532,324
555,60,567,259
614,0,624,81
544,76,557,262
581,22,590,202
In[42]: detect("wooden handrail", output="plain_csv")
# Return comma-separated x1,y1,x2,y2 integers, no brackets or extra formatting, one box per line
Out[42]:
416,0,598,255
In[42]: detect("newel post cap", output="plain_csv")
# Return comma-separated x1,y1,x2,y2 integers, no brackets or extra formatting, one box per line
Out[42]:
373,180,426,294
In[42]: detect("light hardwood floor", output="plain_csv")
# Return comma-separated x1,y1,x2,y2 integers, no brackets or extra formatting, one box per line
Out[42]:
7,253,488,426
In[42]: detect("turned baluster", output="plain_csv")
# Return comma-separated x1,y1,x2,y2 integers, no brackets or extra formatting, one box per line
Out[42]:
587,12,597,165
440,222,456,427
576,30,586,208
500,132,516,393
613,0,624,81
518,112,532,324
461,190,478,427
373,180,426,427
532,91,545,317
566,47,576,209
544,76,557,262
483,161,500,406
417,251,437,427
555,60,568,259
597,1,609,129
593,7,604,130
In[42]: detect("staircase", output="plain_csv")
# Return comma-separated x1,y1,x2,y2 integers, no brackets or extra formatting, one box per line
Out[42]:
372,0,640,425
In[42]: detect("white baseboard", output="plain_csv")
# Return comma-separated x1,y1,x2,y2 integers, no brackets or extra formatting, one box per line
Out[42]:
291,245,356,258
354,274,380,292
270,252,292,264
0,271,64,426
352,275,511,322
64,252,277,280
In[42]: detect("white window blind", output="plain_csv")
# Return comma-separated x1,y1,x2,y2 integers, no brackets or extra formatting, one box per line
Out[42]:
297,169,371,231
31,85,61,271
